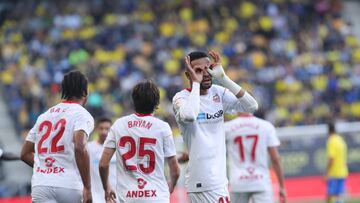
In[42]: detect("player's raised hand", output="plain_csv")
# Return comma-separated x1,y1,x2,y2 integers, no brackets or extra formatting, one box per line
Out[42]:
185,55,203,83
105,187,116,203
208,50,221,66
207,50,226,81
279,188,287,203
83,187,92,203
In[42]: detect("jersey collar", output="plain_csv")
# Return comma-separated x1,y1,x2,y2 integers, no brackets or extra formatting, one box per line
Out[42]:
62,100,80,104
134,112,153,117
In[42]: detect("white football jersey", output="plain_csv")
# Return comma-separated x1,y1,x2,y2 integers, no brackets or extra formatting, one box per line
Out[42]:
225,115,280,192
88,140,117,203
173,85,248,192
104,113,177,203
26,101,94,190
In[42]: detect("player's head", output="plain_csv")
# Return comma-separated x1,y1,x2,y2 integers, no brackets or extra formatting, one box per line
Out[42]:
61,70,88,105
254,108,265,119
328,122,336,135
132,80,160,115
186,51,212,90
95,117,112,144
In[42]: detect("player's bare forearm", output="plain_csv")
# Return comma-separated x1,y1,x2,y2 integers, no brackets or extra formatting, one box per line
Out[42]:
20,141,35,167
2,152,20,161
177,152,189,163
167,156,180,193
269,147,285,188
99,147,115,191
74,130,91,189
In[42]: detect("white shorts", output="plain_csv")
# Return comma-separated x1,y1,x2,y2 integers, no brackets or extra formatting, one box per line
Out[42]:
188,187,230,203
231,190,273,203
32,186,82,203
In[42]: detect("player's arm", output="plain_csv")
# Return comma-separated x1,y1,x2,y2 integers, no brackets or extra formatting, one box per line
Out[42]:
268,147,286,203
2,150,20,161
99,147,116,202
173,56,202,123
325,139,335,177
177,151,189,163
167,155,180,193
208,51,258,113
73,130,92,202
20,141,35,167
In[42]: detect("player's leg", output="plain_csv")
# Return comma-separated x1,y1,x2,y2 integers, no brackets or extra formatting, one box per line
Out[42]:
231,192,251,203
251,190,274,203
31,186,57,203
54,187,82,203
333,178,346,203
189,187,230,203
327,178,337,203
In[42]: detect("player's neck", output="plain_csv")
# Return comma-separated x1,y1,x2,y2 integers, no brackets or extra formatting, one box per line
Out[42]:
200,89,208,95
62,97,85,106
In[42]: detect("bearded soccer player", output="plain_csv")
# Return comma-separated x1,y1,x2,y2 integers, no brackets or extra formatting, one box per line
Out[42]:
88,117,116,203
172,51,258,202
99,80,180,203
20,71,95,203
225,111,286,203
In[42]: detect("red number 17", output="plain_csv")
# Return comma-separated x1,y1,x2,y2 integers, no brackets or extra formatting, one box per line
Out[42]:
234,135,258,162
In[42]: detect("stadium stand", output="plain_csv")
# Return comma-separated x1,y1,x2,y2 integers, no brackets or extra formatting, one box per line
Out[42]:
1,0,359,131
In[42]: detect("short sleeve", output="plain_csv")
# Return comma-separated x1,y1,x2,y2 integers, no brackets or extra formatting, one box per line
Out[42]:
327,138,336,158
104,127,117,149
26,124,38,143
163,124,177,157
267,123,280,147
74,111,94,138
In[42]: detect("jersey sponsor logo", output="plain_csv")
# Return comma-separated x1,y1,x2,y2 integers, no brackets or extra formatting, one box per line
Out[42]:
197,110,224,121
137,178,147,189
239,167,263,180
45,157,56,167
36,157,65,174
125,178,157,198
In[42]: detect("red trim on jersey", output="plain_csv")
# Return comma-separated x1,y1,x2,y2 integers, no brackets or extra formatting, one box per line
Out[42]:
185,88,192,92
238,113,253,117
135,113,153,117
62,100,80,104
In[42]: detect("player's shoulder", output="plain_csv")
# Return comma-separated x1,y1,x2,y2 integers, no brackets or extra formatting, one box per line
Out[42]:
210,84,227,94
172,89,191,101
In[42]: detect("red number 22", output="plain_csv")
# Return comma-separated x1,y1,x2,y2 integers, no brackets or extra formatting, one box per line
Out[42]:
38,119,66,154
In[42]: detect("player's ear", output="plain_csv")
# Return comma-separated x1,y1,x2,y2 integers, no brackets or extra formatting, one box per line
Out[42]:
185,71,191,80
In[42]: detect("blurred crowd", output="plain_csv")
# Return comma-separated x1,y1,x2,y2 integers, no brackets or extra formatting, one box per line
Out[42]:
1,0,360,134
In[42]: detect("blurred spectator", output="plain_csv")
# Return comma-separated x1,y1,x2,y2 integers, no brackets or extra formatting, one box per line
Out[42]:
0,0,359,134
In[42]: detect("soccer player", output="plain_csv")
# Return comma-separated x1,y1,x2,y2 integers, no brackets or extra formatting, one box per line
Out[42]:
326,122,348,203
88,117,116,203
225,111,286,203
99,80,180,203
20,71,94,203
172,51,258,202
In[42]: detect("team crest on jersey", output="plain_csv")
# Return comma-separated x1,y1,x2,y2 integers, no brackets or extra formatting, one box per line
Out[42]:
45,157,56,167
137,178,147,189
247,167,255,175
213,94,220,103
